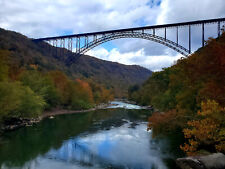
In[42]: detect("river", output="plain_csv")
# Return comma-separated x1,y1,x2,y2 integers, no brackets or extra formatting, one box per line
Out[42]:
0,101,183,169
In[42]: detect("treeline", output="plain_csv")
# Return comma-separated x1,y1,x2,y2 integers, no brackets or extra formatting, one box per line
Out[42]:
0,50,113,124
129,32,225,155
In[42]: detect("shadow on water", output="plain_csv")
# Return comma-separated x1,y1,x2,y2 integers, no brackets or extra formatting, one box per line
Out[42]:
0,106,183,169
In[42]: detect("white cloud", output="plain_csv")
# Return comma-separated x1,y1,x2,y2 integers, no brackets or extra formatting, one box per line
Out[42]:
87,47,182,71
0,0,159,38
157,0,225,24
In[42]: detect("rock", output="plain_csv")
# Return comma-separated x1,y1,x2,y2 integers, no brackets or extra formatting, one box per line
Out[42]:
199,153,225,169
49,116,54,119
176,153,225,169
1,117,41,132
176,157,205,169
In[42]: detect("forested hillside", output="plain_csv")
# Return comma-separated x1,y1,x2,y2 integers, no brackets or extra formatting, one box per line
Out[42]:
0,28,152,97
0,50,114,124
0,27,144,127
129,32,225,155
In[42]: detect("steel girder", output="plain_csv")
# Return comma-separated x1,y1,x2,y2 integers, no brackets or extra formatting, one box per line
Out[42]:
78,32,190,56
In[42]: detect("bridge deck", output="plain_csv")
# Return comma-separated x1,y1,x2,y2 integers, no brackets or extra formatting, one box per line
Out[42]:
35,18,225,41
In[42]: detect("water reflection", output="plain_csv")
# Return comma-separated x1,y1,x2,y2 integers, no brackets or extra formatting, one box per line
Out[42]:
0,103,180,169
73,122,169,169
22,123,169,169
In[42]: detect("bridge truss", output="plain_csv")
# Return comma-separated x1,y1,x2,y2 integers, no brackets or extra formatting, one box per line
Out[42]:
34,18,225,57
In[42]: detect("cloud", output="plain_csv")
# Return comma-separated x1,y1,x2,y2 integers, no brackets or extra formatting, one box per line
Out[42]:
157,0,225,24
87,46,182,71
0,0,159,38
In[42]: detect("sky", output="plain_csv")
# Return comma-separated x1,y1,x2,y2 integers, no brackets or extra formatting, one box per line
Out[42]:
0,0,225,71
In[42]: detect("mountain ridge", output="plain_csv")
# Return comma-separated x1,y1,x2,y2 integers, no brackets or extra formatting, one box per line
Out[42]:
0,28,152,97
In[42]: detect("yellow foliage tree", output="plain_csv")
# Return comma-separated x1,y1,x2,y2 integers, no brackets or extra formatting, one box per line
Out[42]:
180,100,225,155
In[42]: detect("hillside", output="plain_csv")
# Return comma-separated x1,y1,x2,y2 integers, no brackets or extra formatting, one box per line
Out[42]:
0,28,152,97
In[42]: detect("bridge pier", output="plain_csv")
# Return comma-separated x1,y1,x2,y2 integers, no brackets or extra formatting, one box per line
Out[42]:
218,21,221,37
164,27,166,40
70,38,74,52
85,36,88,48
202,23,205,47
76,37,80,53
189,25,191,54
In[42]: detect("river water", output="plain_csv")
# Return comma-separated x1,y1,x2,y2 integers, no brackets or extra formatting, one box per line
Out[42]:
0,101,183,169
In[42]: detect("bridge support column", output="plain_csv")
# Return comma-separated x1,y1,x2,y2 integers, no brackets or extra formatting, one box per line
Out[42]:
55,39,58,56
71,38,73,52
59,39,62,56
153,28,155,36
202,23,205,47
218,21,221,37
176,26,178,46
94,35,97,43
50,40,53,55
46,40,51,55
85,36,88,48
76,37,80,53
165,28,167,40
68,38,73,52
62,39,65,56
189,25,191,54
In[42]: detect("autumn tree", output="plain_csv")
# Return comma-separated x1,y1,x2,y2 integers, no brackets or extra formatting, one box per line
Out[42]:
180,100,225,155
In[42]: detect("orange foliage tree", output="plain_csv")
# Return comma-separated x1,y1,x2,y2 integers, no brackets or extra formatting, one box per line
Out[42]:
48,71,71,105
180,100,225,155
148,109,189,137
74,79,94,105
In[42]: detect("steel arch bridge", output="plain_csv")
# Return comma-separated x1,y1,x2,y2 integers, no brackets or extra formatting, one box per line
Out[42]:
34,18,225,57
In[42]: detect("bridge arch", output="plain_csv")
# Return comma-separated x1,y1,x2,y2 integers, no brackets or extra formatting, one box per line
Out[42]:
79,32,190,56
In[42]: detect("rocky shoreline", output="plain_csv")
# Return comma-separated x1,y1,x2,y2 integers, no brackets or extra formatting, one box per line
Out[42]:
0,101,151,132
1,117,41,131
176,153,225,169
0,103,112,132
0,101,152,133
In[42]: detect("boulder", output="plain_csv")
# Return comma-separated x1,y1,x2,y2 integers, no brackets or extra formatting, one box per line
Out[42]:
176,153,225,169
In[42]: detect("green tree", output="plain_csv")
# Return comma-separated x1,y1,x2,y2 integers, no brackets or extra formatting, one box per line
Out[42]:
0,82,45,121
20,70,59,109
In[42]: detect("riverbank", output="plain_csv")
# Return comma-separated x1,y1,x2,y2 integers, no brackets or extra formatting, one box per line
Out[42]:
42,103,111,119
1,103,112,132
1,101,149,132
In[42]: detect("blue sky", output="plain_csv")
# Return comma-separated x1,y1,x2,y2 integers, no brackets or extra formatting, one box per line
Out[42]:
0,0,225,71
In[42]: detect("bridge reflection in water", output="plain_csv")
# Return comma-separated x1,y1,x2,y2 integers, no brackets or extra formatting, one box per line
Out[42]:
45,140,112,167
